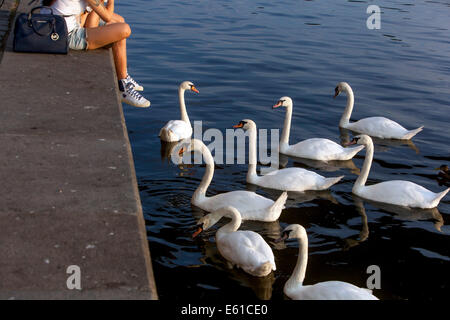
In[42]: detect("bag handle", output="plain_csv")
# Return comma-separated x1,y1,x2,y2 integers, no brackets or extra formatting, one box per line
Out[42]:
27,6,57,37
29,6,54,17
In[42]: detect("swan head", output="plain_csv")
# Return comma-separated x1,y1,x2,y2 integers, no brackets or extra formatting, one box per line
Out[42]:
334,82,351,98
275,224,307,242
179,81,199,93
345,134,372,146
272,96,293,109
192,206,239,238
435,164,448,173
176,138,208,163
233,119,256,131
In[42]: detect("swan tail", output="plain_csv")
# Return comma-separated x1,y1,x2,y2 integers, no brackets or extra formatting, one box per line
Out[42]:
402,126,423,140
340,145,365,160
160,129,178,142
254,261,274,277
430,188,449,208
270,191,288,214
320,176,344,190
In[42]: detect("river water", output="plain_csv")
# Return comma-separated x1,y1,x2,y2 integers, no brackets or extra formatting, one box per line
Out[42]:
116,0,449,300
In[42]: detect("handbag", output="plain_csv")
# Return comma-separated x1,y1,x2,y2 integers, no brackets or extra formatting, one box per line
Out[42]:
13,6,68,54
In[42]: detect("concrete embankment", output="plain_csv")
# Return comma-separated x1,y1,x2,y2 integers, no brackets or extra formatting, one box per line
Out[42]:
0,0,157,299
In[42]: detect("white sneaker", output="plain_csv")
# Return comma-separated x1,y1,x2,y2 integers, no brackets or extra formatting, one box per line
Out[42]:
119,80,150,108
126,74,144,91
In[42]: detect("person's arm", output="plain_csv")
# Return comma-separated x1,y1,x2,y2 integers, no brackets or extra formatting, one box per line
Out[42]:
85,0,114,23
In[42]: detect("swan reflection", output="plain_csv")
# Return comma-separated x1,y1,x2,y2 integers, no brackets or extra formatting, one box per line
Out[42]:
354,195,444,232
340,127,420,154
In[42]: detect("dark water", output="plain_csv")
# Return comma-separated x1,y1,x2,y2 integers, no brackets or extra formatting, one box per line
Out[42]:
116,0,450,300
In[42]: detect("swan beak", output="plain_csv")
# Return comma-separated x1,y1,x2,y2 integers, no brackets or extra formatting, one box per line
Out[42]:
178,147,185,156
233,123,244,128
274,232,289,243
191,86,199,94
192,226,203,238
343,140,357,146
333,88,340,99
272,101,282,109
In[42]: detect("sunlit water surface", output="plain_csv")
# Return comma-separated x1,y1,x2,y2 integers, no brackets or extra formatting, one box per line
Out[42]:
116,0,450,300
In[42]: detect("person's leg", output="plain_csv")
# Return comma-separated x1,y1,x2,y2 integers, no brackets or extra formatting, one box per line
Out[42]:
111,38,127,80
84,11,100,28
86,23,131,79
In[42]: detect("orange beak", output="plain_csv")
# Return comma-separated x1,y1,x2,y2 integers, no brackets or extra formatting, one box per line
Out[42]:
343,140,357,147
233,123,244,128
192,226,203,238
178,147,185,157
272,101,282,109
191,86,199,94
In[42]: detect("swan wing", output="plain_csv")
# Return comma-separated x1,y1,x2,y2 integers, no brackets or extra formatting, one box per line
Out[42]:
290,281,378,300
347,117,408,139
258,167,326,191
218,231,275,273
286,138,349,161
357,180,440,208
160,120,192,141
198,191,277,221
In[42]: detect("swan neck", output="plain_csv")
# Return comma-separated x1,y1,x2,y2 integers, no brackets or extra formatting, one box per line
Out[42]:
280,104,292,145
340,86,354,127
179,88,191,125
354,141,373,190
217,210,241,237
193,146,214,200
286,236,308,290
247,126,258,180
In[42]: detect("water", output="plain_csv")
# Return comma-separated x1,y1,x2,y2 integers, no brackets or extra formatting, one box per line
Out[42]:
116,0,450,300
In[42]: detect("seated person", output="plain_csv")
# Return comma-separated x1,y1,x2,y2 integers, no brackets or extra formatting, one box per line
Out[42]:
44,0,150,108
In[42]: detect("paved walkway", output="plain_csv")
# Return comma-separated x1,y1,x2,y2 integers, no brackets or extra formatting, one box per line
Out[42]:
0,0,158,299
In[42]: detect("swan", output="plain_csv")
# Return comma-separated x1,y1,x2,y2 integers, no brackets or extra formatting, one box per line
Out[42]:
234,119,344,192
347,134,449,208
334,82,423,140
179,139,288,222
159,81,199,142
192,206,276,277
273,96,364,161
276,224,378,300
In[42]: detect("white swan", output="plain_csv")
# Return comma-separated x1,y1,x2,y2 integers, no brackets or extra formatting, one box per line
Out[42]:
234,119,344,192
179,139,288,222
347,135,449,208
276,224,378,300
334,82,423,140
273,96,364,161
159,81,199,142
192,206,276,277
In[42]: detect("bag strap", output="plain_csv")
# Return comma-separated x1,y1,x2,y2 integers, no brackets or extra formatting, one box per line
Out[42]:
27,7,57,37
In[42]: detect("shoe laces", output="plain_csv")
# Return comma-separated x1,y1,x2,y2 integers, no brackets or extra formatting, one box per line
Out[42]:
125,82,143,100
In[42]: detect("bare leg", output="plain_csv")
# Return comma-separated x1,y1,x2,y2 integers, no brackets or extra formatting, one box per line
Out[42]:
112,38,127,80
86,23,131,79
84,11,125,28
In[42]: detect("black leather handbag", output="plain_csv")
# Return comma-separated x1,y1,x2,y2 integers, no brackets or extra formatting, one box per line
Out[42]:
13,6,68,54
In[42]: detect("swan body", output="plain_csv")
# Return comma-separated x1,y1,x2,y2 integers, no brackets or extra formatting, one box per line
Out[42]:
234,119,344,192
348,135,449,208
193,206,276,277
277,224,378,300
334,82,423,140
159,81,198,142
159,120,192,142
273,97,364,161
181,139,288,222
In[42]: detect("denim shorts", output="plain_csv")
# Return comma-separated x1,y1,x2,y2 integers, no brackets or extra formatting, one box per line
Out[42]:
68,20,107,51
68,27,87,50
